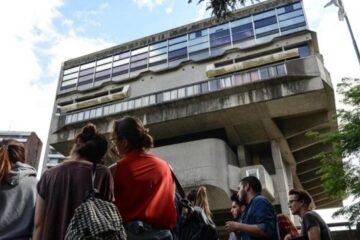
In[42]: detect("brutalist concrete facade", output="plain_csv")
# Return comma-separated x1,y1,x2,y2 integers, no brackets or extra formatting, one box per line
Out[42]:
45,0,341,223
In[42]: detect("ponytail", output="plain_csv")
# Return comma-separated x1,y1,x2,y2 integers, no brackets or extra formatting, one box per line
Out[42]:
0,139,25,184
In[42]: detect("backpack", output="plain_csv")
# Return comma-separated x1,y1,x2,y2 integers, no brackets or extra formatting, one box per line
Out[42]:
169,168,218,240
178,206,218,240
65,163,126,240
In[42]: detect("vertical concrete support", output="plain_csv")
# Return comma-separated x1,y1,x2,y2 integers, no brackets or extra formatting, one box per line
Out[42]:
237,145,247,167
271,140,291,217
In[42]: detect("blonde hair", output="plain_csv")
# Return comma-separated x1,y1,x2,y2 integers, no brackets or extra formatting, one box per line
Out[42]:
195,186,213,221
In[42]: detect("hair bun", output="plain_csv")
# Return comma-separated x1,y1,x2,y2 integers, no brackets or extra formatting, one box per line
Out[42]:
80,123,97,141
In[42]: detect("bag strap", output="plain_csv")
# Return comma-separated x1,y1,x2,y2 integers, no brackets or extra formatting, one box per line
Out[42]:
88,163,97,199
169,165,185,198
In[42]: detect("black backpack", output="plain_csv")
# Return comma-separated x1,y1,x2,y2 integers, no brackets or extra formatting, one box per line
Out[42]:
170,169,218,240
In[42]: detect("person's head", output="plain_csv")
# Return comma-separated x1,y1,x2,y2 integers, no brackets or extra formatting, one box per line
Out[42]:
195,186,212,220
0,139,25,184
230,193,246,220
187,189,198,207
70,123,108,164
238,176,262,204
112,116,153,155
288,189,314,216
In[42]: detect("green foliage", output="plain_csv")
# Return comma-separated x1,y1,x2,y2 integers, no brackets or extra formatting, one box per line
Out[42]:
188,0,259,18
307,78,360,224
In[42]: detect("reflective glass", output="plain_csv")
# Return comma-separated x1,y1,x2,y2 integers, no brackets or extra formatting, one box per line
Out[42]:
188,42,209,53
96,63,112,72
131,52,148,62
255,23,279,35
149,95,156,104
149,47,167,57
113,58,130,67
169,42,187,51
178,88,185,98
231,17,252,27
168,48,187,61
63,66,79,75
189,35,208,46
79,68,94,77
169,35,187,45
131,46,148,56
114,51,130,60
84,111,90,120
163,91,171,101
80,62,96,70
189,29,208,40
279,16,305,28
254,16,277,29
135,98,142,108
90,109,97,118
97,56,113,65
142,96,149,106
170,90,177,100
149,54,167,63
278,9,303,21
78,112,84,121
149,41,167,50
209,23,229,34
253,9,276,21
63,72,78,81
96,108,102,117
128,100,134,109
61,79,77,87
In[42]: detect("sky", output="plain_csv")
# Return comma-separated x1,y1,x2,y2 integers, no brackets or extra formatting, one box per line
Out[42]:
0,0,359,221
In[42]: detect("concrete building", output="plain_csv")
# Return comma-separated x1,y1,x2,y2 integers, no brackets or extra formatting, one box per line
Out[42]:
46,0,342,225
0,131,42,170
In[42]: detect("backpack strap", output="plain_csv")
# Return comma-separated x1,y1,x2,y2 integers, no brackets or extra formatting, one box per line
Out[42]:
169,165,185,198
88,163,98,199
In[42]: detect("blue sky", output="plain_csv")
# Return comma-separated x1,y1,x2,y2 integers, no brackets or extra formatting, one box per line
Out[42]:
0,0,359,221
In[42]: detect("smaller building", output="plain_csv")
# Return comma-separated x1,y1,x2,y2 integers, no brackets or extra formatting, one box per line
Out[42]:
47,146,67,168
0,131,43,170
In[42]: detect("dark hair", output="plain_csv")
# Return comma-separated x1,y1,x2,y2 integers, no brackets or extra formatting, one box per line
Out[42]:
187,189,197,203
240,176,262,193
113,116,153,150
70,123,108,164
0,139,25,184
231,193,240,205
289,189,314,209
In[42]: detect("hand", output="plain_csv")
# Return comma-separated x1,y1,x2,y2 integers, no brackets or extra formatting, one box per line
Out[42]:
225,221,240,233
284,234,292,240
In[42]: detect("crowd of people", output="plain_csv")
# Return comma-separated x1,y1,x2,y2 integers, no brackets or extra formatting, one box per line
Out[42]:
0,115,334,240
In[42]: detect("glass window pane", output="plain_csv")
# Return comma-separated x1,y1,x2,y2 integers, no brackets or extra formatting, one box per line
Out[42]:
260,68,269,79
231,16,252,27
71,114,77,123
96,108,102,117
149,47,167,57
250,70,260,81
96,62,112,72
80,61,96,70
97,56,113,65
277,64,286,75
163,91,171,101
193,84,200,95
253,9,276,21
131,46,148,56
254,16,277,29
189,42,209,53
149,41,167,51
63,72,78,81
189,36,208,46
201,82,209,93
90,109,97,118
61,78,77,87
128,100,134,109
79,68,94,77
149,95,156,104
122,102,128,111
168,42,187,51
209,23,229,34
189,29,208,40
114,51,130,60
156,93,163,103
78,112,84,121
65,115,71,124
113,58,130,67
168,48,187,61
84,111,90,120
103,106,110,115
278,9,303,21
255,23,279,35
268,66,277,78
170,90,177,100
131,52,148,62
149,54,167,63
169,35,187,45
115,103,122,112
135,98,142,108
178,88,185,98
142,96,149,106
279,16,305,28
63,66,79,75
209,79,219,91
186,86,194,96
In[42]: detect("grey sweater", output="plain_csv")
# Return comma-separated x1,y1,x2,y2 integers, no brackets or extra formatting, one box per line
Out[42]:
0,162,37,240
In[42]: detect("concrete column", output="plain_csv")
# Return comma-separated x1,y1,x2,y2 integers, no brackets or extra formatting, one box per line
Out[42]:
237,145,247,167
271,140,291,217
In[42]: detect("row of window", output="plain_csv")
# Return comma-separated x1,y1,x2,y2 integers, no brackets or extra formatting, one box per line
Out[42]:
63,63,287,125
59,1,306,94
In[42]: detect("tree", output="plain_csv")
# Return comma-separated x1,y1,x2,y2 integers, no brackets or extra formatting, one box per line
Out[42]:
188,0,260,18
307,77,360,224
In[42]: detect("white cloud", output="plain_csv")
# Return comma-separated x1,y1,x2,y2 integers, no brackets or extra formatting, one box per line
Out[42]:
195,0,210,21
166,6,173,14
0,0,114,173
132,0,165,10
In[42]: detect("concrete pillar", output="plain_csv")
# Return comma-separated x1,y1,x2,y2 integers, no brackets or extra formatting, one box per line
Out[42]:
271,140,291,217
237,145,247,167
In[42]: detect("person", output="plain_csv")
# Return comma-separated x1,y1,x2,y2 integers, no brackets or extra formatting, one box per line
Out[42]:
229,193,246,240
287,189,332,240
225,176,277,240
33,123,114,240
0,139,37,240
112,116,176,239
187,186,213,221
277,213,299,240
